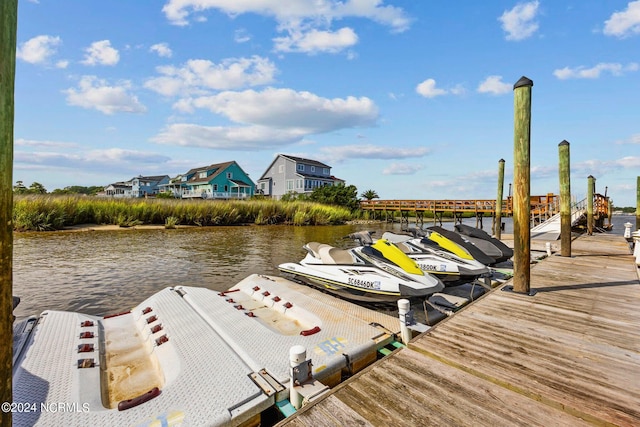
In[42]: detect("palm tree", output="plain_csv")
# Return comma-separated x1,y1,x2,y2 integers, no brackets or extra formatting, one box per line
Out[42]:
360,189,379,201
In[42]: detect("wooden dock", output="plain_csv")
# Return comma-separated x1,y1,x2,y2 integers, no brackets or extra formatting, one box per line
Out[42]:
277,233,640,426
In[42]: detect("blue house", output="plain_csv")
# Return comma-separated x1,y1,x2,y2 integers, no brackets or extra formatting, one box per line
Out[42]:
103,175,169,198
178,161,255,199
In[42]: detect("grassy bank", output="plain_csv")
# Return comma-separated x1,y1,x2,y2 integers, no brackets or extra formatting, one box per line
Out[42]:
13,195,356,231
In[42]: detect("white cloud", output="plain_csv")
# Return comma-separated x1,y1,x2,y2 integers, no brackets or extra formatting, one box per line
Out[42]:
144,56,277,97
274,27,358,54
14,148,173,176
320,144,430,162
477,75,512,95
81,40,119,66
16,35,61,64
616,156,640,168
615,134,640,144
382,163,424,175
234,29,251,43
415,79,448,98
162,0,411,30
15,138,79,149
64,76,147,115
162,0,410,54
177,87,379,133
56,60,69,69
604,1,640,38
498,1,540,41
152,123,305,149
553,62,639,79
150,43,173,58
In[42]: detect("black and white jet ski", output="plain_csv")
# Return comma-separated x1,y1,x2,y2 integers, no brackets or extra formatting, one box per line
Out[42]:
278,233,445,303
453,224,514,264
380,231,491,286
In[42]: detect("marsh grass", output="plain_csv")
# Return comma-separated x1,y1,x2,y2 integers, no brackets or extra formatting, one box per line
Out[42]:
13,195,355,231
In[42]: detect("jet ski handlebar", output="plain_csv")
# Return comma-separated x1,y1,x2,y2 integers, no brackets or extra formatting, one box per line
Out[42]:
346,230,375,246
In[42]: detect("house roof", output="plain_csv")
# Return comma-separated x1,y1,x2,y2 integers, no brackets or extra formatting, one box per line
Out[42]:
281,154,330,169
229,179,252,187
185,161,235,184
258,154,332,180
131,175,169,183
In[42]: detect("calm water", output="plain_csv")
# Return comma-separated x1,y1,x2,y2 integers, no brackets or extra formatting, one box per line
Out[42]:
12,215,634,321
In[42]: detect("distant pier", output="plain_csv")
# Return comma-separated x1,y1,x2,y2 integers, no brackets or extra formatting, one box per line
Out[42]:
360,193,611,230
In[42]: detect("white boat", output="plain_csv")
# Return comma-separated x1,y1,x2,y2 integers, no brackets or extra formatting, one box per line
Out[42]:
278,235,445,304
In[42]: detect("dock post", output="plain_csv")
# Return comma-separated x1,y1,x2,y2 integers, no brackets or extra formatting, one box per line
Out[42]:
512,76,533,294
397,299,412,344
558,140,571,256
289,345,307,410
0,1,18,424
495,159,505,239
587,175,595,235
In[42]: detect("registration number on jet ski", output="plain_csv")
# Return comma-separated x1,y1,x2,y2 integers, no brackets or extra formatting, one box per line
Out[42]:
418,263,446,272
347,278,382,289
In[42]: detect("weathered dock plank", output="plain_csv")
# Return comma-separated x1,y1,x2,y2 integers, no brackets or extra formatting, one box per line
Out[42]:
278,234,640,426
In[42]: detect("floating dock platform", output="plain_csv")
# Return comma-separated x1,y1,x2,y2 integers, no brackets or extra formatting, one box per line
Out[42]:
277,233,640,426
12,274,406,426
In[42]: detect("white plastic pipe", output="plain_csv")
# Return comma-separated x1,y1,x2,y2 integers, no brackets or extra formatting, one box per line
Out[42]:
624,222,633,239
289,345,306,409
397,299,412,344
545,242,552,257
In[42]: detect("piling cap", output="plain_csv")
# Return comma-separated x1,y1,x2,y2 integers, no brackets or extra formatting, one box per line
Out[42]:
513,76,533,89
559,140,569,146
499,158,505,163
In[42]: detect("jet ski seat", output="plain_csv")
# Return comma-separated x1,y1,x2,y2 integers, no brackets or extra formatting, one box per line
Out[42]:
318,246,354,264
305,242,331,259
394,242,412,254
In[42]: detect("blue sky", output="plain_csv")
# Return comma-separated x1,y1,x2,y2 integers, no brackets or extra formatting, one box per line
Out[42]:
13,0,640,206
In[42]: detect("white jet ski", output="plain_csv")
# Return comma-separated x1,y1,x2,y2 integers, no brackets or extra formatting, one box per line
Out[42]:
381,231,491,286
278,233,445,304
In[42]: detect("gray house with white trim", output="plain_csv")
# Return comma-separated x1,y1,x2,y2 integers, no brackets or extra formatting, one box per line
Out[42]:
257,154,343,199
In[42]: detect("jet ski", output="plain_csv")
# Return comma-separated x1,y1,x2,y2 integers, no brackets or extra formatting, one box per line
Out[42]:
381,231,491,286
422,226,498,266
454,224,514,264
278,233,445,304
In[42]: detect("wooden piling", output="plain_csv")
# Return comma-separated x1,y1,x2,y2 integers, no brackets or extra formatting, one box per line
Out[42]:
512,76,533,294
494,159,505,239
1,0,18,424
558,140,571,256
587,175,595,235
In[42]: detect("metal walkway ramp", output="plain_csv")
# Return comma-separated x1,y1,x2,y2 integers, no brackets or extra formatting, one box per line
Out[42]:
530,199,586,240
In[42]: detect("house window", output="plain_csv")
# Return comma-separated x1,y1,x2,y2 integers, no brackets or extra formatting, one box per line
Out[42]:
279,165,284,173
260,183,265,190
199,172,207,179
310,166,315,172
227,172,232,179
323,168,329,175
297,164,304,171
213,184,218,191
296,179,303,189
224,185,228,192
286,180,294,190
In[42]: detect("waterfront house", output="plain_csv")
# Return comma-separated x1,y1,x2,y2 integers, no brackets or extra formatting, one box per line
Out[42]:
178,161,255,199
103,175,169,198
257,154,343,199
